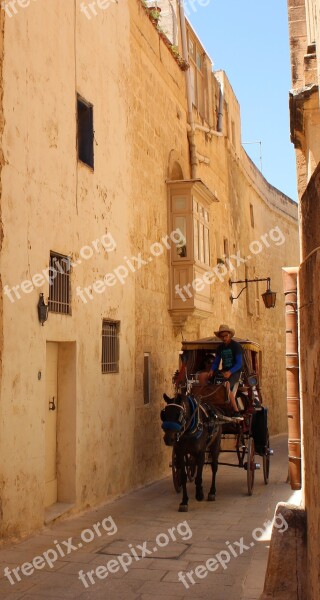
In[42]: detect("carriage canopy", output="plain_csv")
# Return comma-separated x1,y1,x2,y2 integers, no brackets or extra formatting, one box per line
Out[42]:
180,336,262,384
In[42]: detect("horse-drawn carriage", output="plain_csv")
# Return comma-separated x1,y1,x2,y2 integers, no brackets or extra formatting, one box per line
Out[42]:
161,336,272,511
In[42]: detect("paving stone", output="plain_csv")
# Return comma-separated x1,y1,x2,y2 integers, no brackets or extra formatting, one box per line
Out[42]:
18,597,64,600
137,580,192,596
77,577,143,599
148,558,190,571
0,584,34,599
140,596,184,600
0,577,37,595
122,567,168,581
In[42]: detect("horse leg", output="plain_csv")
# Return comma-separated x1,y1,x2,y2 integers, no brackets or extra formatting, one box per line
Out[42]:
195,451,205,501
208,431,221,501
177,451,189,512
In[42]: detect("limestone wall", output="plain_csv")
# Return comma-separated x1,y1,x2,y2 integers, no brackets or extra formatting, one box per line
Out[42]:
0,0,299,538
286,2,320,597
299,164,320,600
0,1,135,536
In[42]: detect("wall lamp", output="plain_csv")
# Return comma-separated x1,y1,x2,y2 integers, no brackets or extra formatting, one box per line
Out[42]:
38,293,48,325
229,277,277,309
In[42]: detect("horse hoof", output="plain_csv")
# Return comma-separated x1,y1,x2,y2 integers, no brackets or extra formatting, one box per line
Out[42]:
207,494,216,501
196,492,204,502
179,504,188,512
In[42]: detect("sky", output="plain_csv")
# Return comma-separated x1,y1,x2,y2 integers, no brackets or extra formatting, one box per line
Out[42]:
186,0,298,202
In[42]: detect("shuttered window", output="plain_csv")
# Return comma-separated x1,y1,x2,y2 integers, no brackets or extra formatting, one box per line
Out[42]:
77,95,94,169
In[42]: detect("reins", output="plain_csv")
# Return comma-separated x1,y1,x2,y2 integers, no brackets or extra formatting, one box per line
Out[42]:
179,395,220,439
183,401,200,433
192,382,226,401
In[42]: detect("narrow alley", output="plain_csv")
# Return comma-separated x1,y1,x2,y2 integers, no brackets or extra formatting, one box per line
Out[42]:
0,435,299,600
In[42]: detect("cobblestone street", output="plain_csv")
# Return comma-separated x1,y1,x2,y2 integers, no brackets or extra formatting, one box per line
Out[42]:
0,434,300,600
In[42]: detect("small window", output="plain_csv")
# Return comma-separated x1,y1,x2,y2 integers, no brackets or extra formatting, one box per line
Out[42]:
231,120,236,147
255,278,260,317
193,200,210,266
188,38,195,58
48,252,71,315
187,29,206,118
250,204,255,228
143,353,151,405
174,215,187,258
77,95,94,169
102,320,120,374
245,265,254,316
196,49,202,70
223,238,229,258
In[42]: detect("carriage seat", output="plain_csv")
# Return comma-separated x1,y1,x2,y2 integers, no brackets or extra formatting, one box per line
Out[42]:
191,383,232,412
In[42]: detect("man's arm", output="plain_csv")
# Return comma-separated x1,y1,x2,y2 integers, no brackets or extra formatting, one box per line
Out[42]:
210,353,221,372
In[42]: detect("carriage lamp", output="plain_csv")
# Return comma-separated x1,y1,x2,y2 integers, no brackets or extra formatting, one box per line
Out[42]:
229,277,277,308
37,293,49,325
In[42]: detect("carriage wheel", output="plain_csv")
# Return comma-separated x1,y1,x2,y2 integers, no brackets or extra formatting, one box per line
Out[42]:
246,437,255,496
186,454,196,482
171,448,182,493
263,430,270,484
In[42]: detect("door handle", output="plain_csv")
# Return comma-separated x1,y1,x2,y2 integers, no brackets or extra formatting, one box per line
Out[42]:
49,397,56,411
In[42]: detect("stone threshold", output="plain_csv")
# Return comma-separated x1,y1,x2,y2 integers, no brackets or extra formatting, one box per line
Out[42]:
44,502,75,525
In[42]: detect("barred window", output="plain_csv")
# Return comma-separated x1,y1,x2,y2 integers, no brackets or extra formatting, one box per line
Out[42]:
102,320,120,374
48,252,71,315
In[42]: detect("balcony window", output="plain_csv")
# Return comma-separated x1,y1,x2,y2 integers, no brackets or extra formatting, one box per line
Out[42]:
167,179,218,324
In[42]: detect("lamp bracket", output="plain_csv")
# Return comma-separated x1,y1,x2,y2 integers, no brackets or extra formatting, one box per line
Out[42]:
229,277,271,303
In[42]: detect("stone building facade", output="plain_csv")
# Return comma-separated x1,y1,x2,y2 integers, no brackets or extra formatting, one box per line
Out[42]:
261,1,320,599
288,0,320,598
0,1,298,539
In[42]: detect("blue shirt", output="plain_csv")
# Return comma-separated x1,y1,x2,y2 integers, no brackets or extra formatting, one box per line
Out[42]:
211,340,243,374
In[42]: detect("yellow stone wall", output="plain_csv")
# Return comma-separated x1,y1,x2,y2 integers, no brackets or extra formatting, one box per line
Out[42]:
288,1,320,598
0,0,298,538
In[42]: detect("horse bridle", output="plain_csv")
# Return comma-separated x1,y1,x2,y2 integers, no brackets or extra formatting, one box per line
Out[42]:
161,402,187,434
162,397,203,441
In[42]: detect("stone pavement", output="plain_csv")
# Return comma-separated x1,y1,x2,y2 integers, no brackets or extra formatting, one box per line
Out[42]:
0,434,300,600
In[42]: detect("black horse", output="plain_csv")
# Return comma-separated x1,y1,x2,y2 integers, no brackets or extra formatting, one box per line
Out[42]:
161,393,222,512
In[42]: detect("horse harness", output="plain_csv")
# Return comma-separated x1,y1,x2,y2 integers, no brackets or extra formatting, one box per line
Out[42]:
162,396,220,442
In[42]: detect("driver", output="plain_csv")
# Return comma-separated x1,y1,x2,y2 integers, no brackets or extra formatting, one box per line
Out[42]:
208,324,243,415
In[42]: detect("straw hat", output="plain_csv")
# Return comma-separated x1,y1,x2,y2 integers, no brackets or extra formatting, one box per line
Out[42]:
214,324,235,338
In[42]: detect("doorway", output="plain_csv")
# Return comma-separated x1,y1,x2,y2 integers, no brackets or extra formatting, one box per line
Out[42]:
45,342,58,506
45,342,76,511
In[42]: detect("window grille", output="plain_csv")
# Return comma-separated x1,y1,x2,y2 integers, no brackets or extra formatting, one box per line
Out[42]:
102,320,120,374
48,252,71,315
